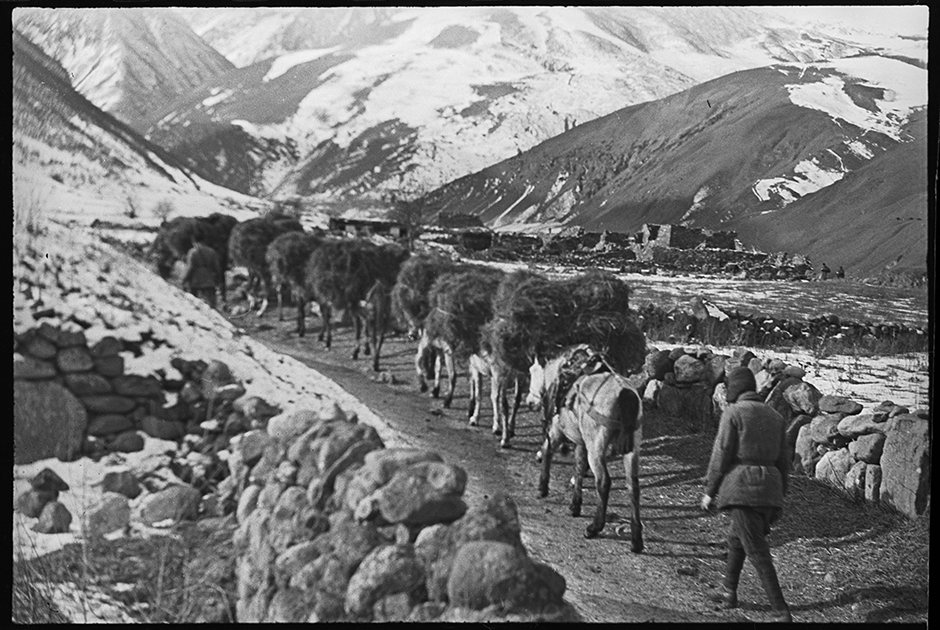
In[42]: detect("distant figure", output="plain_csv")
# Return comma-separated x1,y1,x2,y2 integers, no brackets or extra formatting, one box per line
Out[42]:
182,233,221,308
836,266,845,279
818,262,831,281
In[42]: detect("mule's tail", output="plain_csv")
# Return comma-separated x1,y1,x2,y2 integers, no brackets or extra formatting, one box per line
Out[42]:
617,386,642,448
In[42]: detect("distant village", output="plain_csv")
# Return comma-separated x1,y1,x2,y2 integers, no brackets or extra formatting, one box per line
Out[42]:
323,211,814,281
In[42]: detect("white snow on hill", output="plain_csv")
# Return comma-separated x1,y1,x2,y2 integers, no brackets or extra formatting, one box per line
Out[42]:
786,56,927,142
13,221,415,563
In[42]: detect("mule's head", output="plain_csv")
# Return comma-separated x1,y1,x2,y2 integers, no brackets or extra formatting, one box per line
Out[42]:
526,355,547,410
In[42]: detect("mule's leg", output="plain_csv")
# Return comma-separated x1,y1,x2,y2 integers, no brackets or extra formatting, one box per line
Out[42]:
508,376,523,441
468,364,480,426
623,427,644,553
256,275,271,317
296,296,307,337
372,327,384,372
320,303,332,348
490,371,502,435
277,283,285,322
442,347,456,409
570,441,588,517
585,432,612,539
432,351,443,398
538,432,554,498
351,309,362,360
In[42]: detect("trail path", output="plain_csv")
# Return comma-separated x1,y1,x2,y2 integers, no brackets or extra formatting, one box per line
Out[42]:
239,313,752,623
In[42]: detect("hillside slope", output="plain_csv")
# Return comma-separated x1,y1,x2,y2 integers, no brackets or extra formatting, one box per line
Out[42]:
12,30,266,225
415,56,927,277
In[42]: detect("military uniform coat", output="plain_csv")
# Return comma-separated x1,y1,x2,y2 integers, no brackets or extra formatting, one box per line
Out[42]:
705,391,790,510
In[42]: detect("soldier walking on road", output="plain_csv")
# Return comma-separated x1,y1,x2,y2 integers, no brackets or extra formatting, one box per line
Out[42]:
182,232,221,308
700,366,792,623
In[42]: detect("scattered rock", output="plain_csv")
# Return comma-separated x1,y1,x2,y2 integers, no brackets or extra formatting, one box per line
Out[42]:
140,484,202,526
32,501,73,534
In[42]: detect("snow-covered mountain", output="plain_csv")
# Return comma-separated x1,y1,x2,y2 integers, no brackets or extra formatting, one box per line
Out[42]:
13,8,235,134
139,6,910,204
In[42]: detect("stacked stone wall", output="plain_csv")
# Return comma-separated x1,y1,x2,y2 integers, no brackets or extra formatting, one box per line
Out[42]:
640,345,930,519
229,404,576,622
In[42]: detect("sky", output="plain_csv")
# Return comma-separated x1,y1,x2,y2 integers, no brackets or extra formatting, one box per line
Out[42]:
754,4,929,37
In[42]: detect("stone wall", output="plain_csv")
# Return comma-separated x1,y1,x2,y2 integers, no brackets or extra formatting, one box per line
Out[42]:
229,404,576,622
641,346,930,519
13,323,250,465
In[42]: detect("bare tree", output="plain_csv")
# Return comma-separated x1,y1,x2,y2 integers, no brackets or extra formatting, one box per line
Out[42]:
386,193,428,251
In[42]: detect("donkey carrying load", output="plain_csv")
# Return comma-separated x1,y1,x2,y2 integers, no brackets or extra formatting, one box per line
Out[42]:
227,213,304,316
527,344,644,549
417,267,527,448
151,213,239,303
488,270,647,545
305,238,409,371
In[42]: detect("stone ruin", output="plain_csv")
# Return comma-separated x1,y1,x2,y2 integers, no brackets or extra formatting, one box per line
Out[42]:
639,345,930,519
13,322,577,623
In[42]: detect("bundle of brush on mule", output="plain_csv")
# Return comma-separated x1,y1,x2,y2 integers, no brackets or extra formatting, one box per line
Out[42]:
485,269,647,375
424,267,506,360
391,251,465,337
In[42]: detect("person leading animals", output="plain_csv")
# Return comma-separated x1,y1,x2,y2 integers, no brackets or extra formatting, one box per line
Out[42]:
818,262,831,281
181,232,221,308
700,366,792,623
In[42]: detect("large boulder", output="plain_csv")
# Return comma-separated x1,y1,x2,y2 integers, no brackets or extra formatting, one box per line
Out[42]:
819,395,863,416
374,462,468,526
763,376,803,422
139,484,202,526
56,346,94,373
815,448,854,487
672,355,705,383
64,373,113,396
808,414,842,445
86,492,131,537
13,353,57,380
344,449,444,512
644,349,672,381
848,433,886,464
426,493,524,602
837,413,888,439
112,375,163,398
14,380,88,464
32,501,73,534
793,424,820,476
880,415,930,517
702,354,728,387
843,461,867,500
782,381,823,416
345,544,427,620
658,382,713,432
446,541,566,612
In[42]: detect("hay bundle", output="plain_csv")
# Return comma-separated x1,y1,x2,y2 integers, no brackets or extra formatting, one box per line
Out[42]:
305,238,409,308
391,252,465,331
485,269,646,375
424,267,505,360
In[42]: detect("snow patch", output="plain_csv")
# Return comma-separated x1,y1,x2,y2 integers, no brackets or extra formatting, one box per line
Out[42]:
263,46,340,82
200,88,233,109
785,57,926,141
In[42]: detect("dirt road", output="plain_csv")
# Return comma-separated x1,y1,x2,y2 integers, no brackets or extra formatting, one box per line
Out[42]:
233,311,756,623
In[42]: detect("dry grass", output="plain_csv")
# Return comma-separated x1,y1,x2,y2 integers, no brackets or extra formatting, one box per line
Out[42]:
424,267,506,359
485,269,647,374
11,517,239,623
